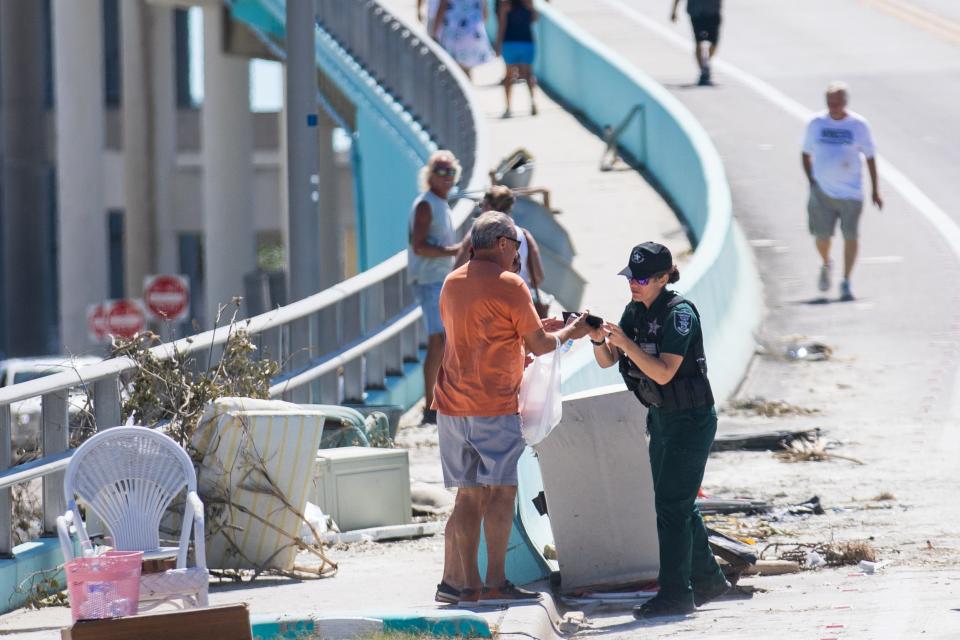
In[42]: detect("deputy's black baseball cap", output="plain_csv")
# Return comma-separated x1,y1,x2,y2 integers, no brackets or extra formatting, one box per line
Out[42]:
617,242,673,279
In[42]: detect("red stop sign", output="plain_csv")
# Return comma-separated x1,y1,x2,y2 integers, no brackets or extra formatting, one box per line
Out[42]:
143,275,190,322
107,299,146,338
87,303,109,343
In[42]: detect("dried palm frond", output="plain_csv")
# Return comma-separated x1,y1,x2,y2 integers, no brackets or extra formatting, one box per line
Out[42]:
774,437,863,465
824,540,877,565
725,397,821,418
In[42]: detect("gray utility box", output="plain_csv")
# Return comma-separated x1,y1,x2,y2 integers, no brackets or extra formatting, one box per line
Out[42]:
312,446,411,532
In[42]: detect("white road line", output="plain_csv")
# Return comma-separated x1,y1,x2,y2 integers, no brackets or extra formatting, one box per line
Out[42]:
598,0,960,412
858,255,904,265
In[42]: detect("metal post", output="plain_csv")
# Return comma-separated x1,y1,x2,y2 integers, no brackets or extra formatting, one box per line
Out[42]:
384,274,404,376
287,0,322,386
317,304,340,403
400,278,420,362
0,405,12,556
341,293,364,402
364,281,386,389
93,376,122,430
88,377,120,537
315,111,342,403
41,391,70,534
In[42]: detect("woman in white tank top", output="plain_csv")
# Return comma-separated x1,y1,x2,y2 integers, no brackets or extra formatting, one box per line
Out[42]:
454,186,547,313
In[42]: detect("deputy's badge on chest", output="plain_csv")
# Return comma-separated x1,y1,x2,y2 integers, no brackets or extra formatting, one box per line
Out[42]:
674,311,692,336
647,319,660,336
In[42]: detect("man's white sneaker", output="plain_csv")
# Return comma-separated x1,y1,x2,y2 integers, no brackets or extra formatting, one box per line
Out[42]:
818,263,831,292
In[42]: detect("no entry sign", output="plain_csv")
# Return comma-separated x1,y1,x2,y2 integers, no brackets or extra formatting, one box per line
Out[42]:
86,303,109,343
106,299,146,339
143,274,190,322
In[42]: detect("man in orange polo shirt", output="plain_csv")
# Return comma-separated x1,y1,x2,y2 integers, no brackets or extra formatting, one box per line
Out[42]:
432,211,590,606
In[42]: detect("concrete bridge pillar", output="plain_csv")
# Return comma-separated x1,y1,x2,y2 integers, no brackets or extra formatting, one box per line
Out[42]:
121,0,156,299
52,0,108,354
149,5,179,278
0,0,54,355
202,5,255,327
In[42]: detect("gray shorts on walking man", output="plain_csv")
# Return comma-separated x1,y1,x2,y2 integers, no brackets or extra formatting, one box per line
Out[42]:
437,413,526,488
808,183,863,241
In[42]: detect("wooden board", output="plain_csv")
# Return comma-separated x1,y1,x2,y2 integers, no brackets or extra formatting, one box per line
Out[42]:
61,604,251,640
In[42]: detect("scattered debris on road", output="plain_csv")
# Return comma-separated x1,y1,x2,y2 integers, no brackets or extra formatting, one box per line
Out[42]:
712,428,821,452
786,340,833,361
698,498,773,515
762,540,877,568
741,559,800,576
725,397,822,418
774,437,863,465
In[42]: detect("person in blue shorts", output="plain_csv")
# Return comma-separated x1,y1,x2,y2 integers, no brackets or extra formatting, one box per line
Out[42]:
408,151,462,425
495,0,538,117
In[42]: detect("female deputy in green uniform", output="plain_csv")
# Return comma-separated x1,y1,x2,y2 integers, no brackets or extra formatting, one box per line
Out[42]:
589,241,730,618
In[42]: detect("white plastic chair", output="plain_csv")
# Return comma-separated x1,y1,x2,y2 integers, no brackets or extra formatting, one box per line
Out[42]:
57,426,209,610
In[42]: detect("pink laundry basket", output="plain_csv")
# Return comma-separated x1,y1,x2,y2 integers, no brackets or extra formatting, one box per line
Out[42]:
65,550,143,622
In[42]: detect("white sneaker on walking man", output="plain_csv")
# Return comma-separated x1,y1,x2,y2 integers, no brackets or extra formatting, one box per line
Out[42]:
802,81,883,301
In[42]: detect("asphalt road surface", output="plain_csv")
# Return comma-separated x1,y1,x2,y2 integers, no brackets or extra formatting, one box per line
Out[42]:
554,0,960,418
551,1,960,637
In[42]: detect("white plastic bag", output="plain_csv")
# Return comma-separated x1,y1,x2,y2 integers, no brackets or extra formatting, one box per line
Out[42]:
519,337,563,446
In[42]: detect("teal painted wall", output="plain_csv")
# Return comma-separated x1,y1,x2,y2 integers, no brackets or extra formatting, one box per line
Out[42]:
0,538,68,614
354,107,425,270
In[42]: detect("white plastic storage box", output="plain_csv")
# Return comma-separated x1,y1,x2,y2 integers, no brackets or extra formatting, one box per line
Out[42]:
312,447,411,532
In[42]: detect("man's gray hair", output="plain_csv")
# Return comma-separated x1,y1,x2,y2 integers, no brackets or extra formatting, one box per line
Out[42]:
471,211,516,250
826,80,849,98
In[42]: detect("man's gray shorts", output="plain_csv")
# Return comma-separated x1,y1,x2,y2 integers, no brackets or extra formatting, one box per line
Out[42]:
437,413,525,488
808,184,863,241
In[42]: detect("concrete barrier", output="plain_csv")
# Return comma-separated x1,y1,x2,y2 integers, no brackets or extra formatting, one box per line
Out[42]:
532,2,762,402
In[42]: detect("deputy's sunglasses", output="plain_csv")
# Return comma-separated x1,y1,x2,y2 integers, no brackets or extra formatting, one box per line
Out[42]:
629,276,652,286
432,166,457,178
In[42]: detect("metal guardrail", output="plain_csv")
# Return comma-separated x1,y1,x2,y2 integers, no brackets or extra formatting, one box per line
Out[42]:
315,0,480,184
0,0,488,557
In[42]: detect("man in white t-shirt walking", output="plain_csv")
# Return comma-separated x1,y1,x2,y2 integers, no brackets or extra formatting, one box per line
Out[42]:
802,81,883,301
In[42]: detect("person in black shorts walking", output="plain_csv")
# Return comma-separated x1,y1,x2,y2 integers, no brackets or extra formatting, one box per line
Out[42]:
671,0,722,86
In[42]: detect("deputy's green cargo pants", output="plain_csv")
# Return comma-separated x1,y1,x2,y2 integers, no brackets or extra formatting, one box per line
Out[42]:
647,404,726,604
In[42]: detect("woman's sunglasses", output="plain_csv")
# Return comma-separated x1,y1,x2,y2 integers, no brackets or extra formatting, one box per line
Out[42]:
432,166,457,178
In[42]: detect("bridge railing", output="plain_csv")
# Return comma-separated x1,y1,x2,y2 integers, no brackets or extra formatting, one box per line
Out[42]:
0,0,488,558
315,0,481,185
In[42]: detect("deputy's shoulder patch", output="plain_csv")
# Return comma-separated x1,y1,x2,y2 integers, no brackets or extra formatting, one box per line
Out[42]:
674,310,693,336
